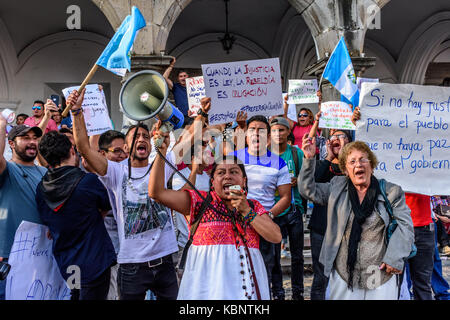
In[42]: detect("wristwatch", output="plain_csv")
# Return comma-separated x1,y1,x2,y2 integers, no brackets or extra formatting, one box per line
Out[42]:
197,108,208,118
268,211,274,219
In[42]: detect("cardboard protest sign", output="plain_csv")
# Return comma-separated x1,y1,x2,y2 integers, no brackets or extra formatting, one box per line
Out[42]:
6,221,71,300
356,82,450,195
287,79,319,104
319,101,356,130
62,84,112,136
186,76,206,117
201,58,283,125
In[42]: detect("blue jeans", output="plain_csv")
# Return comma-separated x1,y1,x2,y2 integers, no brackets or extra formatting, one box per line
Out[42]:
310,230,329,300
408,224,435,300
0,279,5,300
272,205,304,300
432,222,450,300
118,255,178,300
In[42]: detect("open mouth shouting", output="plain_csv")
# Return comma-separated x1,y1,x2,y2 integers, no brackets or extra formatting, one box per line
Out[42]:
135,143,149,158
25,145,37,156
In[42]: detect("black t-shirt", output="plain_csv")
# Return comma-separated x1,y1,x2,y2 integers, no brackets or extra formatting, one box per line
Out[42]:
308,160,343,235
36,173,116,284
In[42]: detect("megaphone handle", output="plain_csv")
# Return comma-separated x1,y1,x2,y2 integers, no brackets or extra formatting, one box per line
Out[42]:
61,64,99,118
154,122,174,148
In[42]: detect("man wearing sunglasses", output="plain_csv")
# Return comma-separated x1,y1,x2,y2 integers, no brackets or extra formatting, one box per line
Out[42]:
24,100,59,134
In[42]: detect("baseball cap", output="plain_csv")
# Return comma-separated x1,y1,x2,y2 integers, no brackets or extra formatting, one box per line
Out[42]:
270,117,290,129
7,125,43,141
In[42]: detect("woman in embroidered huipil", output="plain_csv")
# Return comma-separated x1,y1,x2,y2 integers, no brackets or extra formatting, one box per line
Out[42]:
149,132,281,300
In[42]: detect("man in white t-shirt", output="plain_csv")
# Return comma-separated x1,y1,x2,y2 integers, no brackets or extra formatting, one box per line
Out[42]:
68,89,179,300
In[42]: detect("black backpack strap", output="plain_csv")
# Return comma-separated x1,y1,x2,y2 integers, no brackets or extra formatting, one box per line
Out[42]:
291,145,300,178
177,192,212,271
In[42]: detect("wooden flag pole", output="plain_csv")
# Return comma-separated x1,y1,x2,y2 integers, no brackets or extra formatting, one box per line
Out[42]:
61,64,99,117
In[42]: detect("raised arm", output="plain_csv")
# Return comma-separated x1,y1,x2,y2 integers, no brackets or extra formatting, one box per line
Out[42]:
68,89,108,176
282,94,295,130
148,128,191,216
38,99,59,133
162,57,176,90
298,134,332,205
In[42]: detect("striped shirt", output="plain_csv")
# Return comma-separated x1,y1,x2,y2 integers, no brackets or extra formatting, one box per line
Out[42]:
232,148,291,211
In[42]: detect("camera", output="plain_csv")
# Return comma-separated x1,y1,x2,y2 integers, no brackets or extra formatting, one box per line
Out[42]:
0,261,11,281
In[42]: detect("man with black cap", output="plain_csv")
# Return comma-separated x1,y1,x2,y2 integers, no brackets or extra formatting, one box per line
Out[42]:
0,117,47,300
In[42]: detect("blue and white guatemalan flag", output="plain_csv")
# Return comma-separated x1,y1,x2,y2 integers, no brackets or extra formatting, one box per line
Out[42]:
322,37,359,107
96,6,146,77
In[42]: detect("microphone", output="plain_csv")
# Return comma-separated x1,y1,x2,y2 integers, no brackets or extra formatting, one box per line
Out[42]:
23,173,28,178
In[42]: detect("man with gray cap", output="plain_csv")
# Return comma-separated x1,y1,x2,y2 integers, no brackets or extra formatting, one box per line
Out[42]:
0,117,47,300
269,116,305,300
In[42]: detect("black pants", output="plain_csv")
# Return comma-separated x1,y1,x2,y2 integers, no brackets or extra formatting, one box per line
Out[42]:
408,224,435,300
118,255,178,300
70,266,111,300
310,230,329,300
436,218,450,247
271,205,304,300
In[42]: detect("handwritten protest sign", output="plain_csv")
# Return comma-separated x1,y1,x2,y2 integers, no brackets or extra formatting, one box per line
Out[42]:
287,79,319,104
319,101,356,130
186,76,206,117
6,221,71,300
202,58,283,125
356,82,450,195
62,84,112,136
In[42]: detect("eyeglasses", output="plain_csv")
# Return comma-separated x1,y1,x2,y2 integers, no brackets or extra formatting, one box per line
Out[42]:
298,114,309,118
32,106,42,110
107,147,127,156
329,134,348,141
347,158,370,167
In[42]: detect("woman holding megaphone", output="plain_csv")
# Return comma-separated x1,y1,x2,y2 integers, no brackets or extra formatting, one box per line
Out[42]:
148,123,281,300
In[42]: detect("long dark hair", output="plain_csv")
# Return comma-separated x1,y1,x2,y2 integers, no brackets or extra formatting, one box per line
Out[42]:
209,155,248,193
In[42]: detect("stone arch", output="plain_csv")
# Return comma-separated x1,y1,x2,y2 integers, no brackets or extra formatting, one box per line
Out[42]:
91,0,123,29
155,0,193,53
0,18,18,105
364,38,398,82
275,13,315,82
169,33,269,62
17,31,109,73
398,12,450,84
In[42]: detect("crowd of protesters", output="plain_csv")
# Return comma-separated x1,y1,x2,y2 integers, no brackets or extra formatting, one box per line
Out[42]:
0,62,449,301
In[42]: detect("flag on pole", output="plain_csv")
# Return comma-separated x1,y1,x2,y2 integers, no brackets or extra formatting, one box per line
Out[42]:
322,37,359,107
96,6,146,77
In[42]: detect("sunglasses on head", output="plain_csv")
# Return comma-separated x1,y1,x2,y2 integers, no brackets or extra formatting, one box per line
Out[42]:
32,106,42,111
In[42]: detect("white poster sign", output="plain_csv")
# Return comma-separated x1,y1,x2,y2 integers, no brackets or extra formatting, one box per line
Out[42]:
319,101,356,130
357,77,379,91
287,79,319,104
6,221,71,300
202,58,283,125
186,76,206,117
356,82,450,195
283,93,297,122
62,84,112,136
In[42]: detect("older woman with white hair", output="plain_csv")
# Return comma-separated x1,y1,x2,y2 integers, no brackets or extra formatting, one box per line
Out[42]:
299,136,414,300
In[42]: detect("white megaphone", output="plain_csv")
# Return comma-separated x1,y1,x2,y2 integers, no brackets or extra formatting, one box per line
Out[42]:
119,70,185,147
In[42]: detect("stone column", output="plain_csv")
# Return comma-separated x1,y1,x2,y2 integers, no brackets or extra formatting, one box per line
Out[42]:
288,0,388,102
